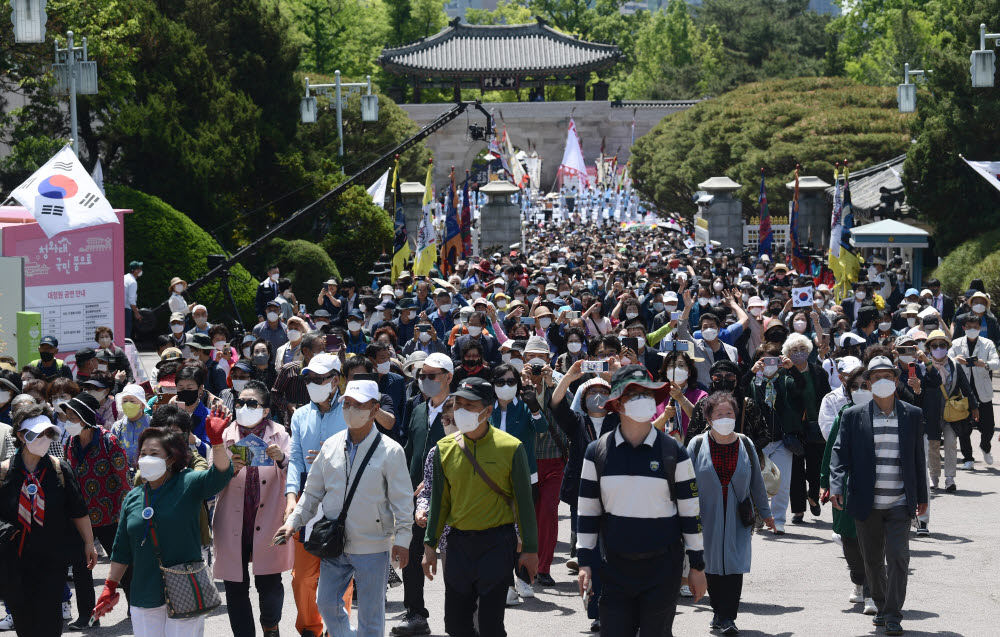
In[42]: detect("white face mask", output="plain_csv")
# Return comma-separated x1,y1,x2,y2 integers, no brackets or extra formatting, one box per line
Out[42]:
306,382,333,403
973,304,987,314
713,281,724,292
64,421,84,437
270,273,280,282
467,325,483,337
879,322,892,332
907,318,917,327
171,323,184,334
623,395,657,422
419,331,432,343
711,417,736,436
664,304,677,313
97,364,108,373
382,295,393,303
98,337,112,348
243,346,253,358
754,269,765,278
793,320,807,333
851,389,873,407
495,384,518,401
567,341,582,354
0,390,10,406
453,407,486,433
667,367,688,384
898,355,914,364
546,293,557,302
438,303,451,313
470,292,482,300
236,406,264,428
287,329,302,342
749,307,763,317
348,321,362,333
701,327,719,341
698,297,710,307
395,288,405,298
497,299,507,309
343,405,374,429
232,379,249,392
87,389,108,402
266,312,279,323
359,304,368,313
377,361,391,375
560,290,571,298
855,291,865,300
174,284,184,294
763,365,778,377
509,358,525,373
212,341,225,352
871,378,896,398
539,317,552,329
26,434,53,456
625,311,639,320
966,328,980,339
138,455,168,481
195,315,208,325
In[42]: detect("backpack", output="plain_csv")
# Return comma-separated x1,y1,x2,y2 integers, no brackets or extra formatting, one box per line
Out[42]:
593,428,677,502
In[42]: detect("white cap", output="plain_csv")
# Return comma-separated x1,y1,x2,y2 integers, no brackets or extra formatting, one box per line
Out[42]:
19,414,57,435
301,353,342,375
663,291,679,302
837,356,863,374
343,380,380,404
423,352,454,373
839,332,867,348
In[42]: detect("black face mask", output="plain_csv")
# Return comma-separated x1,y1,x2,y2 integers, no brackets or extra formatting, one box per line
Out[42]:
711,379,736,393
177,389,200,406
39,351,55,362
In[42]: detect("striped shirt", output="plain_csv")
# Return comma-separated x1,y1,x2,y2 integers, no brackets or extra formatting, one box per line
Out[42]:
576,426,704,569
873,407,906,509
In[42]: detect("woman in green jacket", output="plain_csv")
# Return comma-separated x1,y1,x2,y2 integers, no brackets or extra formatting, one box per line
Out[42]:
820,367,876,616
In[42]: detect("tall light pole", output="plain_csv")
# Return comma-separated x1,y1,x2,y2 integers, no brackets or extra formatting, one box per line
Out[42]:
10,0,48,43
300,71,379,173
971,23,1000,87
52,30,98,156
897,63,930,114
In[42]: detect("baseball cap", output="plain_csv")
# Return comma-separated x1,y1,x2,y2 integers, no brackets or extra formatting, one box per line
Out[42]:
451,376,495,404
376,300,396,312
265,299,282,309
423,352,454,374
604,364,670,411
867,355,897,373
128,260,144,271
905,288,919,298
343,380,380,404
837,356,863,374
75,347,96,365
19,414,57,436
169,312,185,323
157,348,184,368
839,332,867,348
301,353,342,375
40,336,58,348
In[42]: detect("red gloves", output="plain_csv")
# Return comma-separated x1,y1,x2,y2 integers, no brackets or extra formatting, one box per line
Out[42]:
205,407,231,446
92,579,120,620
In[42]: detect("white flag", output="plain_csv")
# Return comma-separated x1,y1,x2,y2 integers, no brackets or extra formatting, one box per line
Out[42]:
10,145,118,238
367,169,390,209
962,158,1000,194
91,158,105,196
557,118,588,181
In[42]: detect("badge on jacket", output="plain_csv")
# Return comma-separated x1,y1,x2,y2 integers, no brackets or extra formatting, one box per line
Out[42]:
650,460,661,472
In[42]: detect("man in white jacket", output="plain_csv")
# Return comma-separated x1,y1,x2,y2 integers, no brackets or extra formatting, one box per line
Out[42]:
950,314,1000,467
818,356,863,440
277,379,414,637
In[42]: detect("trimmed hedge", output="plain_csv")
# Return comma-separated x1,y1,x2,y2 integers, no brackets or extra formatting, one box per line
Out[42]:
262,238,341,304
111,185,257,327
932,228,1000,299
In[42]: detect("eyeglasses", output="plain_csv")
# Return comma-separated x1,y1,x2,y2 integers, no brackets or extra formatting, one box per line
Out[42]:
494,378,518,387
306,373,338,385
234,398,263,409
418,372,444,381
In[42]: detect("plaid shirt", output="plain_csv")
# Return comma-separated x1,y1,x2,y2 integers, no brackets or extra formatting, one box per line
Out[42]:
709,435,740,507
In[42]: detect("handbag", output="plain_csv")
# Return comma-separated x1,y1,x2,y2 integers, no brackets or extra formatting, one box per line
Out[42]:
760,454,781,497
147,508,221,618
782,432,806,457
304,432,382,559
941,383,970,423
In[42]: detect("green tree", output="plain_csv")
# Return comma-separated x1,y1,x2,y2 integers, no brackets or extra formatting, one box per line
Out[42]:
281,0,389,76
262,238,341,300
320,185,394,283
465,0,534,24
830,0,937,86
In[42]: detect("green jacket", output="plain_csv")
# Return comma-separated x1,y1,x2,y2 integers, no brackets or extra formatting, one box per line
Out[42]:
820,404,855,538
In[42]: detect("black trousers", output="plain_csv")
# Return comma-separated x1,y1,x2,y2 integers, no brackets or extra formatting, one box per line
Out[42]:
959,403,994,461
71,524,132,620
8,562,66,637
842,535,870,595
402,521,429,618
443,525,517,637
598,544,683,637
790,441,824,514
222,544,285,636
706,573,743,622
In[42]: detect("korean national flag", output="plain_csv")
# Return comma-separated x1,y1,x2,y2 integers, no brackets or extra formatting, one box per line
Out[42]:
9,145,118,238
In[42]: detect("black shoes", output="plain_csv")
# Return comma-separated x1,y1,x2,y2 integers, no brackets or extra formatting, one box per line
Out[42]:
872,614,886,627
535,573,556,586
791,514,805,524
710,614,722,629
808,498,822,516
589,619,600,632
720,620,740,635
66,617,97,631
391,612,431,636
885,621,904,635
263,630,279,637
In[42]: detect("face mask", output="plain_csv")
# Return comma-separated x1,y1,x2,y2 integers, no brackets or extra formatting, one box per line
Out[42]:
495,384,518,401
171,323,184,334
174,284,184,294
382,295,393,304
539,317,552,329
793,320,807,333
851,389,873,406
87,389,108,402
467,325,483,337
287,329,302,342
418,331,432,343
270,273,280,282
306,381,333,403
497,299,507,309
965,328,980,340
501,353,511,364
249,352,267,366
453,407,486,433
763,365,778,377
567,341,582,354
236,406,264,428
343,405,374,429
623,395,657,422
348,321,362,332
395,288,405,298
907,318,917,327
625,311,639,320
973,304,987,314
713,379,736,392
741,294,750,304
64,421,84,437
713,281,724,292
931,346,948,360
814,299,824,309
898,355,914,365
701,328,719,341
668,367,688,384
377,361,391,375
26,434,53,456
138,455,168,481
559,290,571,298
509,358,525,373
419,378,443,397
698,297,710,307
754,269,765,278
195,315,209,325
585,392,607,413
855,291,865,300
438,303,451,313
917,342,927,352
789,350,810,365
546,293,557,302
711,417,736,436
359,304,368,313
123,402,144,419
266,312,279,323
177,389,200,406
749,307,763,318
98,337,112,348
652,302,665,312
879,322,892,332
871,378,896,398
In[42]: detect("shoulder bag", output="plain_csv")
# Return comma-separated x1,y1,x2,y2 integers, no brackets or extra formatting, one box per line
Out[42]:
941,383,970,423
147,494,221,618
304,432,382,559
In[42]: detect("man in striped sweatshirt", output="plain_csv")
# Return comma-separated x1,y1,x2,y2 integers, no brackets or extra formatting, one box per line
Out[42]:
576,365,706,636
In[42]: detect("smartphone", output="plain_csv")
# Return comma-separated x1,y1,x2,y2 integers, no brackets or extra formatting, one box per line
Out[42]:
581,360,609,373
908,362,917,379
565,311,581,319
271,534,288,546
661,340,689,352
299,303,306,313
897,345,917,356
325,334,343,352
966,356,978,367
417,324,431,332
521,316,536,326
671,311,681,321
763,356,781,367
623,337,641,353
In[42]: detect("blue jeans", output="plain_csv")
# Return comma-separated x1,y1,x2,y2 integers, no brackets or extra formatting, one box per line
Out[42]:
317,551,389,637
764,440,793,527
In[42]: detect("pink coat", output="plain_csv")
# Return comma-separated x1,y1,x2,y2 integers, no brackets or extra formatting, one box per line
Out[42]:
212,420,294,581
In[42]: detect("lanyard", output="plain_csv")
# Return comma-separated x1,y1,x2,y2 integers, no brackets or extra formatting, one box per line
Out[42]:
141,483,165,546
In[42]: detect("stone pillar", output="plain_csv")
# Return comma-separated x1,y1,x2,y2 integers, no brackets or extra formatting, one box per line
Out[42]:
399,182,425,242
695,176,743,252
478,181,522,255
786,176,832,251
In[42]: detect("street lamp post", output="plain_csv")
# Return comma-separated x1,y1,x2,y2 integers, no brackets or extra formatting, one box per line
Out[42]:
10,0,48,43
300,71,379,173
897,63,930,114
971,23,1000,87
52,30,98,156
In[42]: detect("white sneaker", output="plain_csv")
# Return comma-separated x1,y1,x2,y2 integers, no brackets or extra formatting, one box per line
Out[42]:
985,453,994,465
679,584,693,597
863,598,878,615
832,532,843,546
515,578,535,599
505,586,521,606
930,477,939,490
962,460,975,470
62,601,72,620
849,584,864,603
0,614,13,630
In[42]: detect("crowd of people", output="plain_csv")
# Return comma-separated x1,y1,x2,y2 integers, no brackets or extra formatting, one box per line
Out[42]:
0,218,995,637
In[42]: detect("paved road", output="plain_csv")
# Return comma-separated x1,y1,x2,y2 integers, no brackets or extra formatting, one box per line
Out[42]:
78,355,1000,636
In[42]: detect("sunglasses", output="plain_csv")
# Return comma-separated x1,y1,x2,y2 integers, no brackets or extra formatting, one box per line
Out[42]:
23,429,51,443
233,398,263,409
494,378,518,387
418,372,444,381
711,373,738,381
306,373,338,385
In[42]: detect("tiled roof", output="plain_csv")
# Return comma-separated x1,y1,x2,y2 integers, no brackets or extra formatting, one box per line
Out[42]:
825,155,908,217
378,18,623,77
